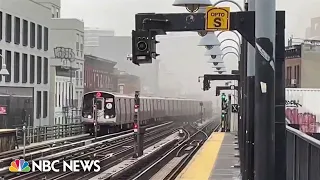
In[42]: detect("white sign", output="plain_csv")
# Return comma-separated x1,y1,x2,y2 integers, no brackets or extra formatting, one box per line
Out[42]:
106,103,112,109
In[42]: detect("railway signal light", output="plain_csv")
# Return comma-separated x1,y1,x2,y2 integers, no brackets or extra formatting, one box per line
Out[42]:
203,79,210,91
131,30,152,65
221,93,227,101
96,92,101,98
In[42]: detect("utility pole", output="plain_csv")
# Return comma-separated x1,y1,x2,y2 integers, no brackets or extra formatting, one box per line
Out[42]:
93,97,98,140
255,0,276,179
22,122,26,159
200,102,203,123
69,63,74,124
246,0,255,179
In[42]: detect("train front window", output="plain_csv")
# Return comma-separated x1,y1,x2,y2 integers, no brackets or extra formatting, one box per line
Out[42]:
96,99,103,110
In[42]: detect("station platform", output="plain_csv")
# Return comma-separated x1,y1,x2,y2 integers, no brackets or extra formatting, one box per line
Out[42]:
176,132,241,180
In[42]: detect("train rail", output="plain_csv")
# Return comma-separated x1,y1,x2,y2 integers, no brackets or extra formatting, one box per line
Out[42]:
125,119,220,180
1,122,174,179
3,122,176,180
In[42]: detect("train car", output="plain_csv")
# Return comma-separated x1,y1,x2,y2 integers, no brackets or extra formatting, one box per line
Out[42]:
82,91,213,135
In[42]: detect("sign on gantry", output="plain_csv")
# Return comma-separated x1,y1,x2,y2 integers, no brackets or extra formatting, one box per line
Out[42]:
205,7,230,31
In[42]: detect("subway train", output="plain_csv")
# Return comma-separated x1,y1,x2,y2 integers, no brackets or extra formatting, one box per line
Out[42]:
81,91,213,134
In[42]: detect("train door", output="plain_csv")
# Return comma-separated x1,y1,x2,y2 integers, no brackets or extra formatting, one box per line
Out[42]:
146,99,150,120
95,97,104,120
117,98,122,124
124,98,128,124
150,99,154,118
115,98,120,122
130,98,134,123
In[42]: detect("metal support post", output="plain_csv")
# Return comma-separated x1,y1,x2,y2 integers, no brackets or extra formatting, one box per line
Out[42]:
27,114,31,144
22,123,26,159
239,5,248,176
275,14,286,180
246,0,255,179
93,102,98,140
200,102,203,123
255,0,276,178
69,65,74,124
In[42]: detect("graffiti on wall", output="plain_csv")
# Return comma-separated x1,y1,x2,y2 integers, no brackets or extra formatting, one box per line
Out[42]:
285,99,317,133
54,47,75,68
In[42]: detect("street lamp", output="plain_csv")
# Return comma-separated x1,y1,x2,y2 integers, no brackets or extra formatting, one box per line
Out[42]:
172,0,212,13
0,55,9,76
214,68,227,74
204,46,223,57
198,32,221,49
207,56,224,64
212,63,226,70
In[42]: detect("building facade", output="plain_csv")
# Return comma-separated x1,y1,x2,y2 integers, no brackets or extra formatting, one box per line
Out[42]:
0,0,52,128
84,55,117,93
32,0,84,125
285,40,320,88
117,71,141,95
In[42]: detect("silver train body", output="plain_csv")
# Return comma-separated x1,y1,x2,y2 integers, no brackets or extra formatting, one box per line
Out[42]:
81,91,212,133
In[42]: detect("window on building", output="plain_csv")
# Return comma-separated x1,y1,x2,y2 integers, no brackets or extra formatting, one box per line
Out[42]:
43,91,48,118
44,27,48,51
58,82,61,107
22,20,28,46
76,91,79,109
30,55,35,83
36,91,41,119
76,34,79,56
55,82,57,107
0,12,2,40
297,65,300,84
80,35,84,57
37,25,42,50
80,63,83,85
76,71,79,85
14,52,20,83
22,53,27,83
51,7,55,18
30,22,35,48
289,66,292,80
56,9,59,18
37,56,42,84
5,14,12,43
5,50,11,82
44,57,48,84
14,17,20,44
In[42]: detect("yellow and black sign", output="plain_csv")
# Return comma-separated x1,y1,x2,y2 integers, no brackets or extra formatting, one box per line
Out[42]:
205,6,230,31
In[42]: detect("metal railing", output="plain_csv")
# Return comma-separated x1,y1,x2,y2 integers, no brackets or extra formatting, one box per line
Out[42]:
15,123,85,145
286,124,320,180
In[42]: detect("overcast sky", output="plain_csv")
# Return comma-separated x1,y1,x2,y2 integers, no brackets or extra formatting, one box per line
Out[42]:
61,0,320,38
60,0,320,98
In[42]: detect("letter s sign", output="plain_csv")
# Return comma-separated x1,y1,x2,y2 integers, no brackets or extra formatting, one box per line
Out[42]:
213,18,222,27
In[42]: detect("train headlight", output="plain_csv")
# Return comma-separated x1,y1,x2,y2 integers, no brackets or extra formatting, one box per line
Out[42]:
88,115,92,119
105,115,110,119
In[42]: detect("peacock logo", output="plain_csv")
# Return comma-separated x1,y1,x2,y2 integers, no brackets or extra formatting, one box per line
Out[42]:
9,159,31,172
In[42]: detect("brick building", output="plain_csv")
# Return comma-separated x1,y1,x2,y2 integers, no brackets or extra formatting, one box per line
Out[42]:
285,40,320,88
117,71,141,95
84,55,118,93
